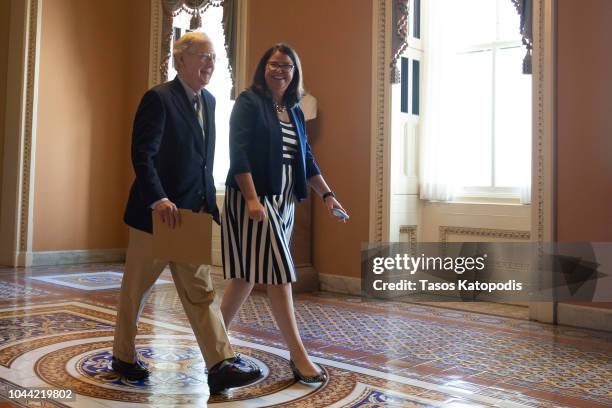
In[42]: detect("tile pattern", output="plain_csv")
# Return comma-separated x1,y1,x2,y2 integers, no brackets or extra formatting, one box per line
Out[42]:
89,274,612,406
229,294,612,406
0,281,51,300
0,312,112,347
318,293,612,341
414,300,529,319
0,265,610,407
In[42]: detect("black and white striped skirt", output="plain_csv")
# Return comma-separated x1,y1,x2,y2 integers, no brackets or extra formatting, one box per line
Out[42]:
221,164,297,284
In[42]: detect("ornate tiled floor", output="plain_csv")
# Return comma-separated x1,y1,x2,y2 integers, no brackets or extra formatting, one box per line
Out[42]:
0,264,610,407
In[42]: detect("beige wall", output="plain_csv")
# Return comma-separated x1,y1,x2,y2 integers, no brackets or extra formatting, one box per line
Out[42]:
20,0,612,270
555,1,612,320
0,1,10,210
556,0,612,241
31,0,374,274
248,0,372,279
33,0,150,251
125,0,152,133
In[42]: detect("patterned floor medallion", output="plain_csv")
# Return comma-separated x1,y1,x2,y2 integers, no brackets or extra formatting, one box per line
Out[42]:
30,272,171,291
346,387,438,408
0,305,165,368
35,339,317,404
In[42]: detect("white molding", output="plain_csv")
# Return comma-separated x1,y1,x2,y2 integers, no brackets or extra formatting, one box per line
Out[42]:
533,0,556,246
439,226,531,243
369,0,392,242
529,0,556,323
0,0,41,267
148,0,163,87
20,0,41,264
399,225,417,247
30,249,126,266
235,0,248,95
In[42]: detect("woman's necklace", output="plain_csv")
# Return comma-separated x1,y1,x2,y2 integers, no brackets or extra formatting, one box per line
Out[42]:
273,101,286,113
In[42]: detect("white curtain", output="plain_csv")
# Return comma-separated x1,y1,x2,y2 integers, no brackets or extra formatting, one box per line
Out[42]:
419,0,462,201
419,0,532,204
520,161,532,204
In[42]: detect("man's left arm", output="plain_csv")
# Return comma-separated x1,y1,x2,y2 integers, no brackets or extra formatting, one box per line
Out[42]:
131,90,167,205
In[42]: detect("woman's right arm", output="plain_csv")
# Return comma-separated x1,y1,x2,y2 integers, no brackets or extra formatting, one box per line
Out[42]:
229,92,266,222
234,173,266,222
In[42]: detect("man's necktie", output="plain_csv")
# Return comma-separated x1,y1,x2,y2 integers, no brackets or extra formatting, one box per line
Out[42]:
193,95,206,139
193,95,208,212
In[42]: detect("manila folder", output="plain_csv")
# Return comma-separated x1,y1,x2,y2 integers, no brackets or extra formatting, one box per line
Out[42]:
153,209,212,265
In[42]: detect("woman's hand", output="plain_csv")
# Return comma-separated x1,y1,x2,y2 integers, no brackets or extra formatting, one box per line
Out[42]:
247,198,267,222
324,196,348,223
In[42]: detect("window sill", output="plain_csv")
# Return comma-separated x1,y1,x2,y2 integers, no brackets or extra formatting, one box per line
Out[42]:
449,196,528,206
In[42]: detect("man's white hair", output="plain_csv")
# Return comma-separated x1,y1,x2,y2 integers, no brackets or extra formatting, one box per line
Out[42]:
172,31,213,68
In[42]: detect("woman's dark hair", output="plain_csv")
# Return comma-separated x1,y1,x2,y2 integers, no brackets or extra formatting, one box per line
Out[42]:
251,43,304,108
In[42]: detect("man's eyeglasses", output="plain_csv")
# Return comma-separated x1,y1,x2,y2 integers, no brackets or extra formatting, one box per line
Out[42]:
190,52,216,63
267,62,294,72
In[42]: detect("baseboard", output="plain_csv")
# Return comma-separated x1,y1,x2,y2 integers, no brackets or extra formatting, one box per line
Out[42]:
557,303,612,332
0,250,18,267
252,264,319,293
319,273,362,296
2,251,34,267
31,248,126,266
292,265,319,293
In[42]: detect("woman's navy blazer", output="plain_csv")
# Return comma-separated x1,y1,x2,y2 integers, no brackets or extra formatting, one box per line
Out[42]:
225,89,320,201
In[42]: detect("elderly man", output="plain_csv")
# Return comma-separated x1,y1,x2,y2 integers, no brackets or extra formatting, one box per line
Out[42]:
112,32,261,394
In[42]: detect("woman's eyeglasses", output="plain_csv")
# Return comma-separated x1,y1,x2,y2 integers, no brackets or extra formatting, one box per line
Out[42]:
267,62,294,72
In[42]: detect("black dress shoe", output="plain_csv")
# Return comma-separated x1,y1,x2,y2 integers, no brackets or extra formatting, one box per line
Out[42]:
111,356,150,380
207,356,262,394
289,360,327,383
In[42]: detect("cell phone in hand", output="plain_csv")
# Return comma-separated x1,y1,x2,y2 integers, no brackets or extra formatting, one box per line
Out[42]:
332,208,349,220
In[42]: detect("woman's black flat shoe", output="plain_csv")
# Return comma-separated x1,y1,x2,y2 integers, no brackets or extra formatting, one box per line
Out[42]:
289,360,327,383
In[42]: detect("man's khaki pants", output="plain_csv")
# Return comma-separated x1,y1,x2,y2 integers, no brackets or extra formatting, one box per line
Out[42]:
113,227,234,369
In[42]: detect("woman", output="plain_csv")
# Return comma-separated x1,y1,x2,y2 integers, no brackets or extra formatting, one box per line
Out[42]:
220,44,347,382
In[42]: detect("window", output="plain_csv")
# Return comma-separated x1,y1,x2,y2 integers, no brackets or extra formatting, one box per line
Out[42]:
399,57,420,116
421,0,531,200
401,57,409,113
412,0,421,39
169,6,233,187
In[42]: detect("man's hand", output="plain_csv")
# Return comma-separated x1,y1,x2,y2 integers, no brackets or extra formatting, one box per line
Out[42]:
154,200,181,228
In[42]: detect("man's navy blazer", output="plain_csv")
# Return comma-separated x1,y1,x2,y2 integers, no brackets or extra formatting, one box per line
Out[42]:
124,77,219,233
225,89,320,200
